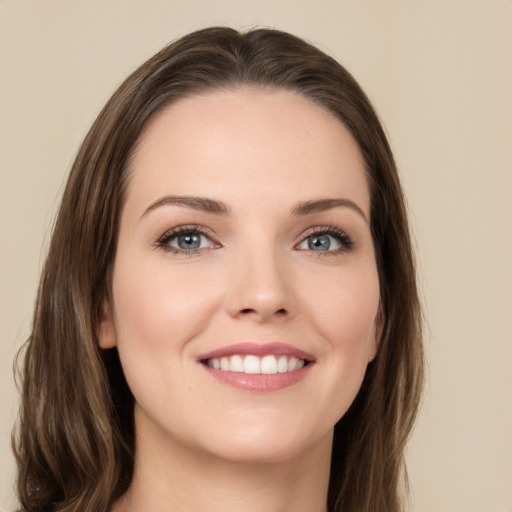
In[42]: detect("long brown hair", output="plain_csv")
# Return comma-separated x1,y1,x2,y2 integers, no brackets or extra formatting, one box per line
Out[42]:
13,27,423,512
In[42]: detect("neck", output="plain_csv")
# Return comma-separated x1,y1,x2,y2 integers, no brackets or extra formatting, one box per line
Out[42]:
114,411,332,512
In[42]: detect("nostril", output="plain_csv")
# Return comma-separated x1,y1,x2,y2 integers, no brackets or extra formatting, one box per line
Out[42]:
238,307,287,317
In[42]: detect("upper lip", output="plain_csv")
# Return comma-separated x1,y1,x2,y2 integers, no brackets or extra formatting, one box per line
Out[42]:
197,342,315,362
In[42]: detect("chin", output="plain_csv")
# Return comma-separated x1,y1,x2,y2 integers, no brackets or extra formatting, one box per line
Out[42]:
197,421,333,466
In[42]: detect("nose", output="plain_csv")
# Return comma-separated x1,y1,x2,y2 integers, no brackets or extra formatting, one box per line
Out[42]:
224,245,294,323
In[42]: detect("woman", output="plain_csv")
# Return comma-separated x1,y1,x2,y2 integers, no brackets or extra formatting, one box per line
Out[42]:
13,27,423,512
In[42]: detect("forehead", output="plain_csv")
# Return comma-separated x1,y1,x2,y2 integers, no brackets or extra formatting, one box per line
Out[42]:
125,88,370,216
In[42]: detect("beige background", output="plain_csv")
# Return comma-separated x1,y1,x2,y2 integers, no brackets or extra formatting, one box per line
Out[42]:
1,1,511,511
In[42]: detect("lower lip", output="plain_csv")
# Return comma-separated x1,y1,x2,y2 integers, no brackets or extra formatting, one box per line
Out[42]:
202,364,313,392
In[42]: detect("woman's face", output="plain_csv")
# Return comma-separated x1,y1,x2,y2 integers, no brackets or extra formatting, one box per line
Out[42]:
99,89,381,464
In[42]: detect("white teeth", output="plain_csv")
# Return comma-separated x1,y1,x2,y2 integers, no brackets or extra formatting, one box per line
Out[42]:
206,354,307,374
261,355,278,375
288,357,299,371
277,355,288,373
230,354,244,372
244,355,261,374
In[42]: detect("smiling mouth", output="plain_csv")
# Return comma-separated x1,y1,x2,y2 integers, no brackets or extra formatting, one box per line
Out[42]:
198,342,315,391
202,354,309,374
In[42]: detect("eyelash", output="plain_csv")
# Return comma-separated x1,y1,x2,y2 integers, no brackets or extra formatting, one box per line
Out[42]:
155,224,354,255
297,226,354,255
155,225,218,255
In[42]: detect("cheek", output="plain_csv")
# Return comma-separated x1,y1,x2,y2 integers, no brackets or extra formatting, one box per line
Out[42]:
299,261,380,352
109,257,225,418
111,256,224,353
298,265,380,427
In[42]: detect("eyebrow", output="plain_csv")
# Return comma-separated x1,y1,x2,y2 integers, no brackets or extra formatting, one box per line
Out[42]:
141,195,231,218
141,194,367,222
291,198,368,222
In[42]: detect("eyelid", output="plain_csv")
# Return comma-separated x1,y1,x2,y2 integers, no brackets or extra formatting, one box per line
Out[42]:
296,225,354,252
154,223,354,255
155,224,220,253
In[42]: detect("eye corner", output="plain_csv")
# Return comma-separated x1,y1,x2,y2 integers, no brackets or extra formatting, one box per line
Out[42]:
295,225,355,254
154,224,220,255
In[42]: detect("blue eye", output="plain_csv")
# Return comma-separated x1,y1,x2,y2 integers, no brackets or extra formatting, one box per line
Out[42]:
297,228,353,253
157,227,216,253
172,233,205,250
307,234,333,251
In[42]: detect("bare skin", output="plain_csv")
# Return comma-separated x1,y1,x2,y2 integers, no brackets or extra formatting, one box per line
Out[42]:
114,404,331,512
102,89,381,512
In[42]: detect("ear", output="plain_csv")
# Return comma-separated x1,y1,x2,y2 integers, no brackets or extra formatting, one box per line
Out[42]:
368,304,384,362
97,298,117,349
